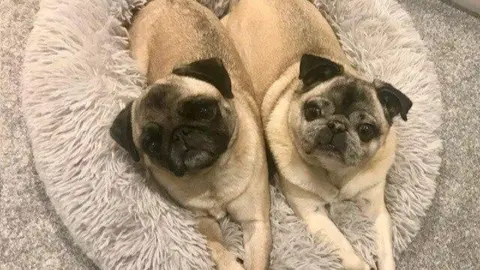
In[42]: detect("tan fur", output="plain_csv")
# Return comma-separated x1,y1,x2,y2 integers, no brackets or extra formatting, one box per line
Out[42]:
128,1,271,269
223,0,396,269
222,0,357,105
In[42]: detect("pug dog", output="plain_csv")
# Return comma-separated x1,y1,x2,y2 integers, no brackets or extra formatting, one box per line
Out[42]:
110,0,272,269
223,0,412,269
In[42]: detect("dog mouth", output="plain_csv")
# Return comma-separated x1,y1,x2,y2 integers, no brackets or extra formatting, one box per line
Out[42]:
304,127,347,154
301,130,354,168
318,143,342,153
141,123,230,177
168,126,230,177
305,144,343,160
169,144,216,177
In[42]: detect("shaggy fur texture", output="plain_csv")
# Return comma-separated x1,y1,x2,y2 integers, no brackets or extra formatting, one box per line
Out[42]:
21,0,442,269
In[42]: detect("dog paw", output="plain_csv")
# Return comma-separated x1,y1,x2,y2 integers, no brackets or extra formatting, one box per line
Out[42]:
373,255,395,270
217,261,245,270
216,254,245,270
229,260,246,270
339,254,371,270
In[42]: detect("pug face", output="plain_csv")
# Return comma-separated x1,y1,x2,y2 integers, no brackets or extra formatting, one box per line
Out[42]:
288,54,412,168
110,58,237,177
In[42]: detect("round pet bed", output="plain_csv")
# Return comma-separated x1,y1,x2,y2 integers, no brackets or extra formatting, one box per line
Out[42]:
22,0,442,268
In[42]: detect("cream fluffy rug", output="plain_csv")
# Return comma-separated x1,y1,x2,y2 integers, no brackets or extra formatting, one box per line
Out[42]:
21,0,442,269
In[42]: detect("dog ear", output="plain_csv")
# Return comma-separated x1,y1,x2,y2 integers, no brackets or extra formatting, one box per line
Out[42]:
110,101,140,162
299,54,344,88
172,57,233,99
375,80,413,123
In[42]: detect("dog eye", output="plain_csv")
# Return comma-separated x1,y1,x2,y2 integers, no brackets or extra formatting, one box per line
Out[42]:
304,103,322,121
196,105,217,121
148,141,162,154
141,123,164,156
182,99,218,121
357,124,377,142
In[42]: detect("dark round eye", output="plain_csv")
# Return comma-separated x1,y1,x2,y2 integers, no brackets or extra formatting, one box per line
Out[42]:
182,99,218,121
196,106,216,121
304,103,322,121
357,124,377,142
148,141,162,154
141,123,164,155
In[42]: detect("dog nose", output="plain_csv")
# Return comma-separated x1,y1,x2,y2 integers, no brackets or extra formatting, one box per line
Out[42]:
315,127,347,152
316,127,333,145
331,132,347,152
327,120,346,133
174,127,193,139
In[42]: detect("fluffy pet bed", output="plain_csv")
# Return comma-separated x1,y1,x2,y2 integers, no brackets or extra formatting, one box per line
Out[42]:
22,0,442,268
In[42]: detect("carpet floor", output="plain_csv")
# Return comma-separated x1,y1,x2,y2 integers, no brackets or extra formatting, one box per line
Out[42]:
0,0,478,269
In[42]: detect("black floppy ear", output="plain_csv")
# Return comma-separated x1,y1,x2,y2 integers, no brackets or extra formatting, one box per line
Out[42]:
375,80,413,123
110,101,140,162
299,54,344,88
172,57,233,99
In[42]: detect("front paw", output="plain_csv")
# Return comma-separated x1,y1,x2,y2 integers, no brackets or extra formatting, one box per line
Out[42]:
375,255,395,270
216,253,245,270
340,253,373,270
221,260,244,270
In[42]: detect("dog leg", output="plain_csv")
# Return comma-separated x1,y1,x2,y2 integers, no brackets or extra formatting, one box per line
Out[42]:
305,208,372,270
227,178,272,270
239,219,271,270
196,216,245,270
374,205,395,270
358,185,395,270
227,207,272,270
281,180,371,270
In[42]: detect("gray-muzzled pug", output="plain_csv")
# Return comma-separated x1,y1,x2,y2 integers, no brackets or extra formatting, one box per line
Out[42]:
223,0,412,269
110,0,271,269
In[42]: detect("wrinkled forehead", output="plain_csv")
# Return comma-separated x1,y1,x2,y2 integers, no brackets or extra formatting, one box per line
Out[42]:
142,83,181,109
304,76,382,117
328,79,379,115
144,76,223,101
133,77,222,123
137,77,222,110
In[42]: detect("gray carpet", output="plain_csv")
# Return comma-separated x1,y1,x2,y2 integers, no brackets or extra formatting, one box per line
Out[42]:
395,0,480,268
0,0,478,269
0,0,97,269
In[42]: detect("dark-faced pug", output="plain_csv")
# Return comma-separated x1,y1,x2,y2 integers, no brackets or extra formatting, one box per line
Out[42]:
110,0,271,269
223,0,412,269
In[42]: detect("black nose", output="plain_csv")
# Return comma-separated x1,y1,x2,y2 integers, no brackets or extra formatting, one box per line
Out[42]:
331,132,347,152
315,123,347,152
327,120,346,133
174,127,192,139
316,127,333,145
